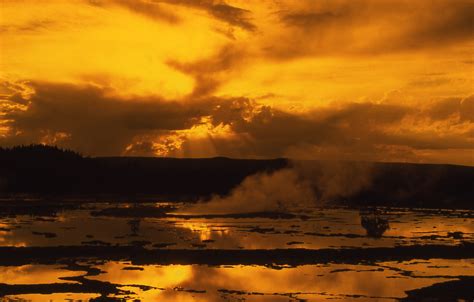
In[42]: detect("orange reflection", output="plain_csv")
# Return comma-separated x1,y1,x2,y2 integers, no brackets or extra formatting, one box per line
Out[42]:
88,261,474,301
0,250,472,301
177,221,230,241
90,262,192,289
0,222,27,247
6,293,100,302
0,265,85,284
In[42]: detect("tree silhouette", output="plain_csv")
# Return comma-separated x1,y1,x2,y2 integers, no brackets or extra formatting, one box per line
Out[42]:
0,144,82,159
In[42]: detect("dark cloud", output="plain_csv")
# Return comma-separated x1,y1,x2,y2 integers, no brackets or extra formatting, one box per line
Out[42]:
407,3,474,48
168,44,246,98
1,82,472,163
407,77,452,88
0,19,57,34
383,131,474,150
1,82,215,156
92,0,255,30
460,96,474,123
209,3,255,31
273,0,474,58
428,98,462,121
89,0,180,23
427,96,474,122
174,97,474,159
114,0,180,23
161,0,256,31
205,99,412,157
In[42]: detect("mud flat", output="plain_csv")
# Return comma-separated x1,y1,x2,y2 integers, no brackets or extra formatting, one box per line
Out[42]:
0,243,472,266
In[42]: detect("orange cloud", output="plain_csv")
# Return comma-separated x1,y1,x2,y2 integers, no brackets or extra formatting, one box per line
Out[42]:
0,0,472,164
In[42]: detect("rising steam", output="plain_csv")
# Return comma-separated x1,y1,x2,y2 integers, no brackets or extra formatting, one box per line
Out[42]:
183,168,314,214
183,161,375,214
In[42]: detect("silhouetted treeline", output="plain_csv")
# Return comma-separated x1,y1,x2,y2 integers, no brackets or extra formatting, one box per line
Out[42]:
0,145,82,160
0,145,286,199
0,145,473,208
350,162,474,209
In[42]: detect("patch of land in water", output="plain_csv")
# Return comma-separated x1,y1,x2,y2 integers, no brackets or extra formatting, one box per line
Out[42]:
0,243,472,266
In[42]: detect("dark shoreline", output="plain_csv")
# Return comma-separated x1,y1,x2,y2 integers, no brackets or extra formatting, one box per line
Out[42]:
1,145,474,208
0,243,472,267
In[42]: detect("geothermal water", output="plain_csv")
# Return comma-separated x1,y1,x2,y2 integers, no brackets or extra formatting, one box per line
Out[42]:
0,201,472,301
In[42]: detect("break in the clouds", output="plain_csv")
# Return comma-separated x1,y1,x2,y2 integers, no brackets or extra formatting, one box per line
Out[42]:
0,0,473,165
2,82,472,165
1,82,215,155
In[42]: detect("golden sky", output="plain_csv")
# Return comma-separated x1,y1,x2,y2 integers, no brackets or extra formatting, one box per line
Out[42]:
0,0,473,165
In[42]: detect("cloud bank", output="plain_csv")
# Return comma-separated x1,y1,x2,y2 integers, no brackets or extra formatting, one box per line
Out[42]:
1,81,472,165
1,0,473,165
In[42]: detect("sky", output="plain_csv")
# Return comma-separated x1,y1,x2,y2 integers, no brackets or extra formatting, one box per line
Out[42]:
0,0,473,165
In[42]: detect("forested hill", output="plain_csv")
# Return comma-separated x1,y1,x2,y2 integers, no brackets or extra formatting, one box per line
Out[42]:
0,145,287,199
0,145,473,208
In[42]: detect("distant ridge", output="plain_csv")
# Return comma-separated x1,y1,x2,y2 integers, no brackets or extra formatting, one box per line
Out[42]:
0,145,473,209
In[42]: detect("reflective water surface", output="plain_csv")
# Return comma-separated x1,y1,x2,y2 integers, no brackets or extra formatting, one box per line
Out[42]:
0,201,472,301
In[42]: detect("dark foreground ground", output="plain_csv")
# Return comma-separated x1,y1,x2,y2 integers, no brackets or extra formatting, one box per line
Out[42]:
0,201,472,301
0,146,473,301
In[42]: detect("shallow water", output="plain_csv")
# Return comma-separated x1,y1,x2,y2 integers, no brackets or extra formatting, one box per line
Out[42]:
3,259,473,301
1,203,472,249
0,201,473,301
